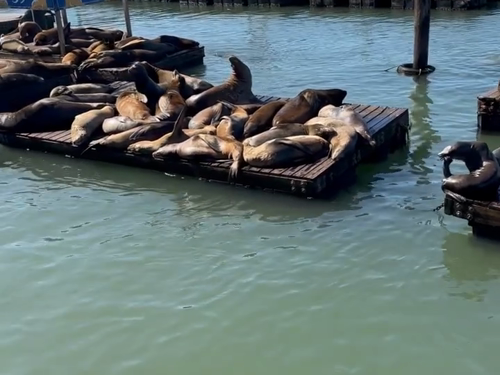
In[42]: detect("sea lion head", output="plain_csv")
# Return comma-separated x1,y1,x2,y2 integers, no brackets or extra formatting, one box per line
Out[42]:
317,89,348,107
128,61,148,79
33,32,47,46
438,141,480,162
18,21,42,39
50,85,72,97
228,55,251,84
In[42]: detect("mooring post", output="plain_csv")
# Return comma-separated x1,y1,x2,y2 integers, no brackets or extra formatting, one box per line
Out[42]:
61,9,69,27
413,0,431,70
54,10,66,56
122,0,133,37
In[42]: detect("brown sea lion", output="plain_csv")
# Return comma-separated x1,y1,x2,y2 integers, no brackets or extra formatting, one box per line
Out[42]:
0,60,75,79
116,90,158,122
102,116,157,134
78,50,167,71
82,120,174,153
243,100,287,138
272,89,347,126
87,39,115,58
156,90,186,121
67,38,96,49
71,105,116,146
243,123,306,147
185,55,260,114
50,83,112,97
33,22,71,45
0,72,44,90
62,48,90,66
139,61,213,97
18,21,42,41
318,104,376,147
0,98,109,133
115,36,144,48
216,104,249,141
150,35,199,50
53,93,117,104
188,102,232,130
0,39,33,54
438,141,500,201
152,133,243,180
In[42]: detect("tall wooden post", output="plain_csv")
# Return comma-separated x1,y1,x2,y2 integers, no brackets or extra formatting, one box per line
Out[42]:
54,10,66,56
413,0,431,70
122,0,132,37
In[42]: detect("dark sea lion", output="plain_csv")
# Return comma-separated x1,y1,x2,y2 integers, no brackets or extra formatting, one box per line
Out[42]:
54,93,117,104
116,90,158,122
242,135,330,169
438,141,500,201
71,105,116,146
185,55,260,114
62,48,90,66
243,100,287,138
50,83,112,97
188,102,232,129
0,60,75,79
119,39,178,54
78,50,166,71
139,61,213,97
156,90,186,121
152,133,243,180
243,123,306,147
67,38,96,49
128,62,166,111
272,88,347,126
115,36,144,48
0,98,109,133
0,72,44,90
318,104,376,147
83,28,123,42
18,21,42,41
102,116,156,134
150,35,199,50
216,104,249,141
33,22,71,45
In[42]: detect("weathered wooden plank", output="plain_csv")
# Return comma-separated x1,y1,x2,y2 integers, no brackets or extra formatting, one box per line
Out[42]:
477,85,500,132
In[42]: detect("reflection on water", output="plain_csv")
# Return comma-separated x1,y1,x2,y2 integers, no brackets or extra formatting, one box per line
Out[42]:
1,3,500,375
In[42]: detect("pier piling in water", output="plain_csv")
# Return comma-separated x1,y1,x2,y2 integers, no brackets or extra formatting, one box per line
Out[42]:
413,0,430,71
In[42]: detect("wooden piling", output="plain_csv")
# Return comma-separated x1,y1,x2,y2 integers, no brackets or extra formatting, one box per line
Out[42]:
477,85,500,132
413,0,430,70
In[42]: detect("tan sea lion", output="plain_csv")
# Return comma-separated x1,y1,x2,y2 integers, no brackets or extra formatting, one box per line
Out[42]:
243,100,287,138
188,102,232,130
152,133,243,180
50,83,113,97
216,103,249,141
272,89,347,126
87,39,115,58
156,90,186,121
33,22,71,45
0,99,109,133
71,105,116,146
62,48,90,66
185,55,260,114
102,116,156,134
318,104,376,147
243,123,307,147
438,141,500,201
116,90,158,121
18,21,42,41
78,50,167,71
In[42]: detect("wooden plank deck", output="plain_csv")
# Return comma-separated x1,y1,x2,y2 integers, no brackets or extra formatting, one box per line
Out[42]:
477,84,500,132
0,95,410,198
444,190,500,240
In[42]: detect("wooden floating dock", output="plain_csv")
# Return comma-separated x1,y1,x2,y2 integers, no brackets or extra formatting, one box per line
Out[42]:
0,11,24,35
477,83,500,132
173,0,493,9
444,190,500,239
0,95,409,198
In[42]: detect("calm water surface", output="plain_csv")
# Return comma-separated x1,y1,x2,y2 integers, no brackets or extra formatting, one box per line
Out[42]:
1,4,500,374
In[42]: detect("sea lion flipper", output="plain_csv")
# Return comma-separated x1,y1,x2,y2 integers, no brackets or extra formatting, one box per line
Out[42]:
137,93,148,104
81,137,106,155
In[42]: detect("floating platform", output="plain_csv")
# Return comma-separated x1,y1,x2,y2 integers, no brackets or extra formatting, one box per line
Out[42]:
477,84,500,132
0,11,24,35
0,95,409,198
444,190,500,239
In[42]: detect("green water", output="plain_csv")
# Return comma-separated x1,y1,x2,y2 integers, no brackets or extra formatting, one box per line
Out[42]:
1,3,500,374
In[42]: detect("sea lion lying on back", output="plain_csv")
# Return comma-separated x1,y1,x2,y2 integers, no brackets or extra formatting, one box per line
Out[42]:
438,141,500,201
272,88,347,126
185,55,260,114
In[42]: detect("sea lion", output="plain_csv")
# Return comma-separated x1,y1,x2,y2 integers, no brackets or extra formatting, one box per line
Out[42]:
0,73,44,90
0,39,33,54
188,102,232,130
150,35,199,50
18,21,42,41
83,120,174,153
62,48,90,66
102,116,156,134
0,98,109,133
243,100,287,138
78,50,167,71
119,39,178,54
116,90,158,122
71,105,116,146
33,22,71,45
82,28,123,42
272,89,347,126
115,36,144,48
87,39,115,58
152,133,243,180
216,104,249,141
0,60,75,79
156,90,186,121
185,55,260,114
243,123,307,147
53,93,117,104
438,141,500,201
128,62,168,112
318,104,376,147
67,38,96,49
241,135,330,169
50,83,113,97
139,61,213,97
